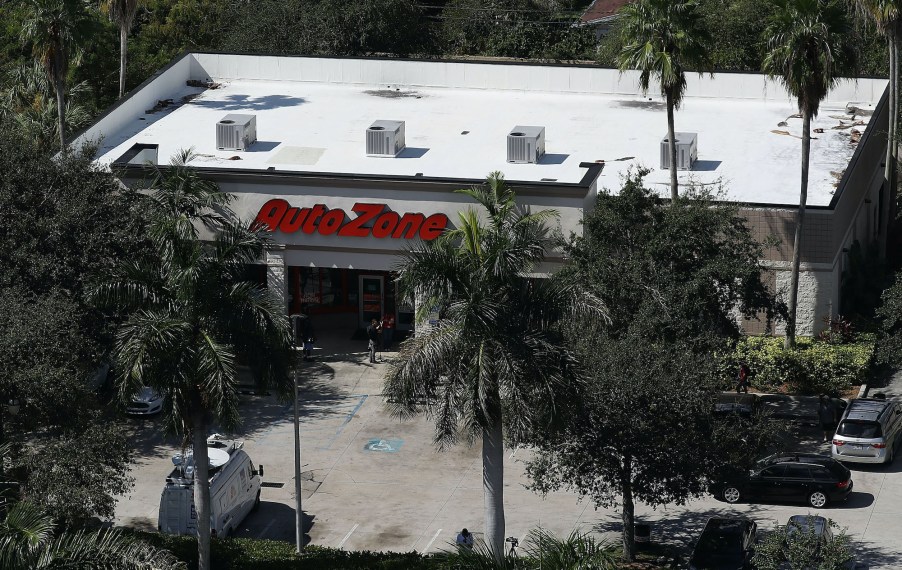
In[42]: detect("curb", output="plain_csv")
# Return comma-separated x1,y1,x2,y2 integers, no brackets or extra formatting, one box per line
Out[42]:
857,384,869,399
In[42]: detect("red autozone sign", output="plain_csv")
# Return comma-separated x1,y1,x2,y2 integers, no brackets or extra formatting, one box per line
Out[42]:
252,199,450,241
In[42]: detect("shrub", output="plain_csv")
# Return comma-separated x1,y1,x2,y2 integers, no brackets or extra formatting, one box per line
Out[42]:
732,335,874,395
127,532,439,570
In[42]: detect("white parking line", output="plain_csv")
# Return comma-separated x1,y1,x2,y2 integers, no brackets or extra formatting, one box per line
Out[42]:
337,523,359,549
258,518,276,538
421,528,442,553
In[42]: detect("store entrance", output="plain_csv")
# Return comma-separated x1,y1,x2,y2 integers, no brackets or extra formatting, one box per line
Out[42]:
286,267,413,334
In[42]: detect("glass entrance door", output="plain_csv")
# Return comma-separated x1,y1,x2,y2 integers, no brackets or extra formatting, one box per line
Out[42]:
359,275,384,328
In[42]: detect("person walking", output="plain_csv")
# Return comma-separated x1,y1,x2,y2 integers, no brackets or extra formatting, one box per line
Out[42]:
456,528,473,549
366,318,380,364
818,394,837,442
381,312,395,351
735,363,751,394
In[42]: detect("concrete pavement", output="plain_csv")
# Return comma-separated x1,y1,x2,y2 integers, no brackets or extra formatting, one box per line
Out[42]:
113,330,902,568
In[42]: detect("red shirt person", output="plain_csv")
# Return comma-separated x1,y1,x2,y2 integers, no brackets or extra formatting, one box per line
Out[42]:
381,313,395,350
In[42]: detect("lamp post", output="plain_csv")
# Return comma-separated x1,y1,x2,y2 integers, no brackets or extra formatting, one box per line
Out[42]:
289,314,304,554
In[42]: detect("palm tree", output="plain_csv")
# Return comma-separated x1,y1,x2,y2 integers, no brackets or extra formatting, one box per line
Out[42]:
101,0,143,99
1,62,92,151
851,1,902,257
615,0,712,202
763,0,854,348
20,0,92,152
94,151,294,570
0,500,184,569
384,172,605,558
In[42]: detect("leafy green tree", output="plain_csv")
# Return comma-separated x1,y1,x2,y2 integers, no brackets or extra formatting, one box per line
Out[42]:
527,170,779,562
762,0,854,348
0,500,184,569
0,123,145,525
877,269,902,365
754,516,854,570
565,168,778,350
439,0,591,60
100,0,143,99
615,0,712,202
20,0,93,151
384,172,604,558
95,151,294,570
219,0,434,57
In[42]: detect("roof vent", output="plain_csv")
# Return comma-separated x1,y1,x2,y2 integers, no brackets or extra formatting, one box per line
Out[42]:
216,114,257,151
366,120,406,157
660,132,698,170
507,126,545,164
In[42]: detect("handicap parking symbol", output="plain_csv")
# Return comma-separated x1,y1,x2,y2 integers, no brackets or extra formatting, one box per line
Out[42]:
364,438,403,453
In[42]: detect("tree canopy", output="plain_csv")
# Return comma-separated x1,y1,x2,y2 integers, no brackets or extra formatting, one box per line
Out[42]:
528,170,780,562
0,123,146,524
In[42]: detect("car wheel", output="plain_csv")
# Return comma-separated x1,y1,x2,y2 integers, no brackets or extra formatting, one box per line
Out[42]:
885,445,894,465
808,490,828,508
253,490,261,512
723,486,742,504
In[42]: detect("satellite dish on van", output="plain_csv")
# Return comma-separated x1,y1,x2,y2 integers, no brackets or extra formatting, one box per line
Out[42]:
208,448,230,469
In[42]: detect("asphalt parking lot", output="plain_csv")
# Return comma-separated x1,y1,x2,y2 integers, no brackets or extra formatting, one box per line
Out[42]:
114,330,902,567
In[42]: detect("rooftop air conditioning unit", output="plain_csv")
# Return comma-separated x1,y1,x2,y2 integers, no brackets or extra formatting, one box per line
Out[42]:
366,120,406,157
507,126,545,164
216,114,257,151
660,132,698,171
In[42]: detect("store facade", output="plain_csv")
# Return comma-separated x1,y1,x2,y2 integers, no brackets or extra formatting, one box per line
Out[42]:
79,52,889,336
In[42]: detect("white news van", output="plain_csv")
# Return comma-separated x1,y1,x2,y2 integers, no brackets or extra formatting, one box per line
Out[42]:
158,434,263,538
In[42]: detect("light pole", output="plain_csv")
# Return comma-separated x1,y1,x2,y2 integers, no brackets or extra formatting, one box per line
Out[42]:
289,314,304,554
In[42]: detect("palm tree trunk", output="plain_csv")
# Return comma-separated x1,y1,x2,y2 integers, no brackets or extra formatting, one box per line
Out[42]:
621,456,635,562
785,111,811,349
666,89,679,202
482,420,505,560
880,33,896,259
54,54,66,152
889,27,899,250
119,25,127,99
192,412,212,570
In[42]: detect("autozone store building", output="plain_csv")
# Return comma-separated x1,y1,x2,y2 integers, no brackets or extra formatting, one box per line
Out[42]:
78,53,889,336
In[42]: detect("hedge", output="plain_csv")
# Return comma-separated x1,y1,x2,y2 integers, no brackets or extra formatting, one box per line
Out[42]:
732,335,875,395
129,532,445,570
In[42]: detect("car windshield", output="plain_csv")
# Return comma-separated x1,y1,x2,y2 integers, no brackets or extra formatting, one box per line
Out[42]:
837,420,882,438
695,530,742,556
787,516,827,538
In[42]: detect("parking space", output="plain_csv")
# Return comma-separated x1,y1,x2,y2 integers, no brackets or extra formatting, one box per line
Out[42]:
113,334,902,567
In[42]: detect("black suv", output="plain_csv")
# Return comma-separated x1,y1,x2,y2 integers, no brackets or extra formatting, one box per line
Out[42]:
688,517,757,570
714,453,853,508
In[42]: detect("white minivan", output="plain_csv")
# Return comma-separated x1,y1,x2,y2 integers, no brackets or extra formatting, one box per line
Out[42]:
158,434,263,538
832,399,902,465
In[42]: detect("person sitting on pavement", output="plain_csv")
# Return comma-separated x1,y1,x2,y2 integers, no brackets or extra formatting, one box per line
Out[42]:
456,528,474,549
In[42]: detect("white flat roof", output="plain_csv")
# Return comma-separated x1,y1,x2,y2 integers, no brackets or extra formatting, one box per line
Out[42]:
83,54,887,207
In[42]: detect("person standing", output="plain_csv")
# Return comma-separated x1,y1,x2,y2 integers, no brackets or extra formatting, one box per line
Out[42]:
366,318,380,364
300,314,315,362
456,528,473,549
818,394,836,442
381,312,395,351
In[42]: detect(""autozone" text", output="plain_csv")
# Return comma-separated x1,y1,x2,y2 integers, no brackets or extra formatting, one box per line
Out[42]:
252,199,450,241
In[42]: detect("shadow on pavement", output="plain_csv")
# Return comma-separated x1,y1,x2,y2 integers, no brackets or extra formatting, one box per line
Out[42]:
591,504,773,556
234,501,315,545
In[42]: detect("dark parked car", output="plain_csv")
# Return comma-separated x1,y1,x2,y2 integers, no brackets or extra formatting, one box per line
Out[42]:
714,453,852,508
688,517,757,570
